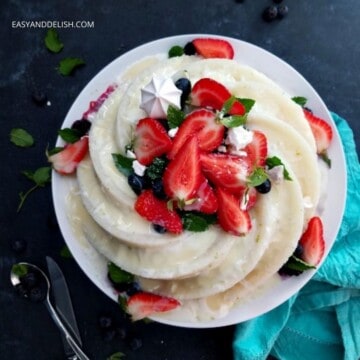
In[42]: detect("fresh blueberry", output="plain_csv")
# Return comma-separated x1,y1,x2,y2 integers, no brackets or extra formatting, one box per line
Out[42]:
262,6,278,22
294,243,304,258
277,4,289,19
98,315,113,329
29,286,46,302
71,119,92,136
255,179,272,194
31,90,47,106
20,271,38,289
175,78,192,108
152,223,167,234
151,178,167,199
10,238,27,253
128,173,146,195
183,42,197,56
126,282,141,297
128,336,143,350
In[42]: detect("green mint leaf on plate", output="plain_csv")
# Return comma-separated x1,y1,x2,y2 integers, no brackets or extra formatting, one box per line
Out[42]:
168,45,184,58
291,96,308,107
107,352,126,360
10,128,34,147
60,245,73,258
247,167,268,187
266,156,292,180
145,157,168,181
58,128,81,143
58,57,85,76
12,263,28,278
219,97,255,128
319,151,332,168
181,212,217,232
44,28,64,53
112,153,134,177
108,262,134,284
167,105,185,129
118,294,128,312
283,255,316,272
220,114,247,128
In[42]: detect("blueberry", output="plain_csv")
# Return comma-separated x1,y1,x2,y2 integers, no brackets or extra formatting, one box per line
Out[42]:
20,272,38,289
255,179,272,194
151,178,167,199
71,119,92,136
98,315,113,329
175,78,192,109
125,282,141,297
262,6,278,22
277,4,289,19
128,173,146,195
31,90,47,106
294,243,304,258
183,42,197,56
152,223,167,234
128,336,142,350
11,238,27,253
29,286,46,302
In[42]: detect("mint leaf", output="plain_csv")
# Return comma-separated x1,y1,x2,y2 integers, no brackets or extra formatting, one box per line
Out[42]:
266,156,292,180
107,352,126,360
219,97,255,128
167,105,185,129
60,245,73,258
181,212,217,232
12,263,28,278
238,98,256,113
168,45,184,58
108,262,134,284
220,114,247,128
292,96,307,107
247,167,268,187
47,146,64,156
10,128,34,147
112,153,134,177
58,57,85,76
44,28,64,53
58,128,81,143
319,151,331,168
118,294,128,312
283,255,316,271
145,157,168,181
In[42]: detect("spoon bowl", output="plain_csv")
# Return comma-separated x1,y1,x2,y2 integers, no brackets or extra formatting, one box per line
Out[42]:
10,262,89,360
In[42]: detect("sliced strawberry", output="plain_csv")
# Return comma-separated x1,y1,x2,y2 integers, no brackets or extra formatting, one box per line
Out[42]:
243,130,268,166
216,187,252,236
200,153,253,195
134,190,183,234
183,178,218,214
303,109,333,154
133,118,172,165
163,136,202,202
192,38,234,59
168,109,224,159
48,136,89,175
127,291,180,321
190,78,245,115
239,187,258,211
299,216,325,266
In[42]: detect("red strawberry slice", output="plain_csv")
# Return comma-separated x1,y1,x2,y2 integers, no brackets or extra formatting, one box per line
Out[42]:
127,291,180,321
134,190,183,234
299,216,325,266
190,78,245,115
216,187,252,236
163,136,202,202
192,38,234,59
303,109,333,154
133,118,172,165
168,109,224,159
243,130,268,166
48,136,89,175
184,178,218,214
200,153,253,195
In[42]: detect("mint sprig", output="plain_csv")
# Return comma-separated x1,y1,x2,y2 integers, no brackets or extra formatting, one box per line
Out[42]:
266,156,292,181
44,28,64,53
167,105,185,129
10,128,34,148
145,157,168,181
58,128,81,144
181,212,217,232
112,153,134,177
291,96,308,107
219,97,255,128
282,255,316,272
168,45,184,58
247,167,268,187
108,262,134,284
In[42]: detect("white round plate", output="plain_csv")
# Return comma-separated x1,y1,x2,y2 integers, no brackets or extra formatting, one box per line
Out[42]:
52,34,347,328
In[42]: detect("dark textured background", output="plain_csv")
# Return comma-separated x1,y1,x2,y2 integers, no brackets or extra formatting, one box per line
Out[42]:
1,1,359,359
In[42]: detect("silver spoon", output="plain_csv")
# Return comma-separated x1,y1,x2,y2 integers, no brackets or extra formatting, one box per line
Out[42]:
10,262,89,360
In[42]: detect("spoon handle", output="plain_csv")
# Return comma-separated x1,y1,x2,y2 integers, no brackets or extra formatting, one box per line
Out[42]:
45,299,89,360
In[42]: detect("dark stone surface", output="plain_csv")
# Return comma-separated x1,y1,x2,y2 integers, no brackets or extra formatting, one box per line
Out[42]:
0,1,358,359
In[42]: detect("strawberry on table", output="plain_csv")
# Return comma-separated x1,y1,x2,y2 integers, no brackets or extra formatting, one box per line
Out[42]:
163,136,202,203
303,109,333,154
134,190,183,234
299,216,325,266
243,130,268,167
133,118,172,165
216,187,252,236
168,109,224,159
200,153,253,195
127,291,181,321
192,38,234,59
48,136,89,175
190,78,245,115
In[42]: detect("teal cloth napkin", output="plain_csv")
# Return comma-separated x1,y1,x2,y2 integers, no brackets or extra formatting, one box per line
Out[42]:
233,113,360,360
